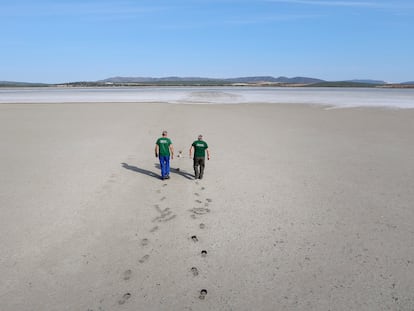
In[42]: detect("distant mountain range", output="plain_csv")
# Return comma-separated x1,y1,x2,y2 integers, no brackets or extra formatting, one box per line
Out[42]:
1,76,414,87
99,76,414,85
99,76,337,84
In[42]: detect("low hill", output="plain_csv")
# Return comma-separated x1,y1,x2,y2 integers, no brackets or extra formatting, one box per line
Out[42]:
346,79,386,84
0,81,49,87
307,81,380,87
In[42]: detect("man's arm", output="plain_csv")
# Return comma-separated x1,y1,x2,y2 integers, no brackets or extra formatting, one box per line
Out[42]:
155,144,159,157
169,144,174,159
189,145,194,158
206,148,210,160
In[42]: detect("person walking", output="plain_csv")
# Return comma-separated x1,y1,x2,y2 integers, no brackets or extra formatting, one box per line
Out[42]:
189,134,210,180
155,130,174,180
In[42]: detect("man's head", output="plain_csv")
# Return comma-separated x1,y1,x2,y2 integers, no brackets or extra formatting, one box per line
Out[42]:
162,130,168,136
198,134,203,140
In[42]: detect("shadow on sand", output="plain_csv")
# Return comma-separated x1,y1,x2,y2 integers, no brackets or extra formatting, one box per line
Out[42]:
121,162,194,180
121,163,159,179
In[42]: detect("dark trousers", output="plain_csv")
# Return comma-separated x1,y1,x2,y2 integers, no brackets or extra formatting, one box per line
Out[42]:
193,157,205,179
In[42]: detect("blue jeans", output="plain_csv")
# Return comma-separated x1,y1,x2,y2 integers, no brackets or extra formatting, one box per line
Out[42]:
159,155,170,177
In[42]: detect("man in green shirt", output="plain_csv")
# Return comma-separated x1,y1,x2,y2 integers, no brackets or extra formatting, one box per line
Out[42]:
189,134,210,180
155,130,174,180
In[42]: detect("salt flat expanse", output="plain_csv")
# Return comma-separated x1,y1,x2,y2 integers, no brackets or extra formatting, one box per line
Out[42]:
1,102,414,310
1,86,414,108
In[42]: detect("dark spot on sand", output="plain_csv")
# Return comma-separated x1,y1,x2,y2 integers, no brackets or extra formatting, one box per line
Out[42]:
139,254,150,263
118,293,131,305
191,267,199,276
122,269,132,281
199,289,208,300
201,250,207,257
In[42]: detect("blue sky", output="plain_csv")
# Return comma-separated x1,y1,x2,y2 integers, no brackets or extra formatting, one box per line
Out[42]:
1,0,413,83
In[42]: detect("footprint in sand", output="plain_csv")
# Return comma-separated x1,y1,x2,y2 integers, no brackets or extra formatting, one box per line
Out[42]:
194,192,200,196
189,207,210,215
201,187,205,190
139,254,150,263
206,198,212,203
201,250,207,257
191,267,199,276
160,196,166,201
141,238,149,246
199,289,208,300
199,223,206,229
118,293,131,305
153,206,177,223
195,199,202,204
153,213,176,223
122,269,132,281
163,215,177,222
150,226,159,233
191,235,198,242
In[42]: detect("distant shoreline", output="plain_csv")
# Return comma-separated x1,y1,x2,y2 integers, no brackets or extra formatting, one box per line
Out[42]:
2,81,414,88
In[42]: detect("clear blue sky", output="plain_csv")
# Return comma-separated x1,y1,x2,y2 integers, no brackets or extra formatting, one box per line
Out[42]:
1,0,413,83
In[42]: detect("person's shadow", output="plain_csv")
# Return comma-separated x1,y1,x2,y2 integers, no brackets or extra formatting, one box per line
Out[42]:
121,162,194,180
121,162,160,179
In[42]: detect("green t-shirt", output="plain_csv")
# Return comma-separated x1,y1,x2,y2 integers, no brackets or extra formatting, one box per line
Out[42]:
156,137,172,156
192,140,208,158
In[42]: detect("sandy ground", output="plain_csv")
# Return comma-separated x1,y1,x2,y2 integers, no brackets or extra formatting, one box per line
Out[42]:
1,102,414,311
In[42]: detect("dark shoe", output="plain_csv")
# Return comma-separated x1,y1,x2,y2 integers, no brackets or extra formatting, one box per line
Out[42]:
165,175,170,179
199,175,203,180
